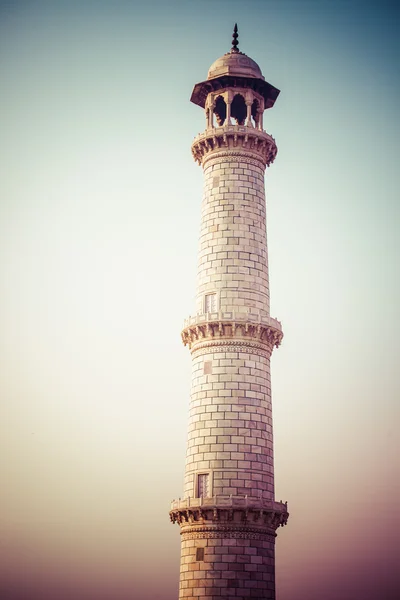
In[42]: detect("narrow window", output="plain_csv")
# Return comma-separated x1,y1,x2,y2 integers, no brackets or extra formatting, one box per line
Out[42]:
205,293,217,313
197,473,210,498
196,547,205,561
204,361,212,375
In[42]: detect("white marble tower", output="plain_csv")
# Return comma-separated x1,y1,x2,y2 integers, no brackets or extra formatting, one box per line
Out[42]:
170,26,289,599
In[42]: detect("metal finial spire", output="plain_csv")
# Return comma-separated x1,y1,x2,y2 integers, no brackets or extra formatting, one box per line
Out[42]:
231,23,239,53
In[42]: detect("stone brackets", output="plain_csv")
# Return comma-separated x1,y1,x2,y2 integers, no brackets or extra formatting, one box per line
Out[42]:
169,498,289,533
181,317,283,355
191,125,277,167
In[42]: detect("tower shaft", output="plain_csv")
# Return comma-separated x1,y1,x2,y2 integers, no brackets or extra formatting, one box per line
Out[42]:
170,32,288,599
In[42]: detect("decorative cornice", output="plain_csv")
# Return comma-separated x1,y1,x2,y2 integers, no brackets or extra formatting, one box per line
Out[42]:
181,315,283,354
191,125,277,167
190,76,280,110
169,497,288,533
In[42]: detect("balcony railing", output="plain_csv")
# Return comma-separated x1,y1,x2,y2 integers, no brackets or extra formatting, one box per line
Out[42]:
170,494,287,513
183,311,282,331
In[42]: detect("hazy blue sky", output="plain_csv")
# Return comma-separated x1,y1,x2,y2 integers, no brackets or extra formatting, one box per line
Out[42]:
0,1,399,599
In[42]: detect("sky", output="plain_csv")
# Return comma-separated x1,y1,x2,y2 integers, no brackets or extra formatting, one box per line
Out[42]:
0,0,399,599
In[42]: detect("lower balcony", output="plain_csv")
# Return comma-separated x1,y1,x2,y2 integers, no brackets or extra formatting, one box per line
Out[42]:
169,494,289,531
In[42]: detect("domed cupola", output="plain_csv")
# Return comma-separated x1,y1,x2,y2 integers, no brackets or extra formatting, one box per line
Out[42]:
190,24,280,115
207,50,263,81
189,25,280,166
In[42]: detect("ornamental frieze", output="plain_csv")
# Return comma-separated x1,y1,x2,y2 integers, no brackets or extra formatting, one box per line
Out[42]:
180,529,276,541
191,339,272,358
203,151,267,170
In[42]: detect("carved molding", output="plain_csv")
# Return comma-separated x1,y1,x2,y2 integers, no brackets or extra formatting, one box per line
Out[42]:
191,339,272,358
180,528,277,541
191,126,277,168
181,318,283,354
203,149,267,169
204,152,267,170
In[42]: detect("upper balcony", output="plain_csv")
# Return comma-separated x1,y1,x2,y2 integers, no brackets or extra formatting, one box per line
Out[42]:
191,124,277,166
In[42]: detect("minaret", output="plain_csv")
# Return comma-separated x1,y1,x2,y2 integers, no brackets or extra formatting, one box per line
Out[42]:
170,25,289,599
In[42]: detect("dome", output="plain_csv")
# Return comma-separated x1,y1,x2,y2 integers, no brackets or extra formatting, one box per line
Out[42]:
190,26,279,110
207,52,264,81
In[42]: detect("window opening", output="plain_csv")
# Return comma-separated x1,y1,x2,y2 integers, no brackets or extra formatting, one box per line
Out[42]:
231,94,246,125
205,293,217,313
197,473,210,498
204,361,212,375
196,548,205,561
251,98,260,128
213,96,226,127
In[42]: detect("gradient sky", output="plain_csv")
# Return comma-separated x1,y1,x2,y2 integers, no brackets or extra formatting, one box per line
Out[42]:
0,1,399,599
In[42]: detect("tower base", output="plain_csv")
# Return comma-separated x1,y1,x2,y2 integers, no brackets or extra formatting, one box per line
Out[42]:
170,497,288,599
